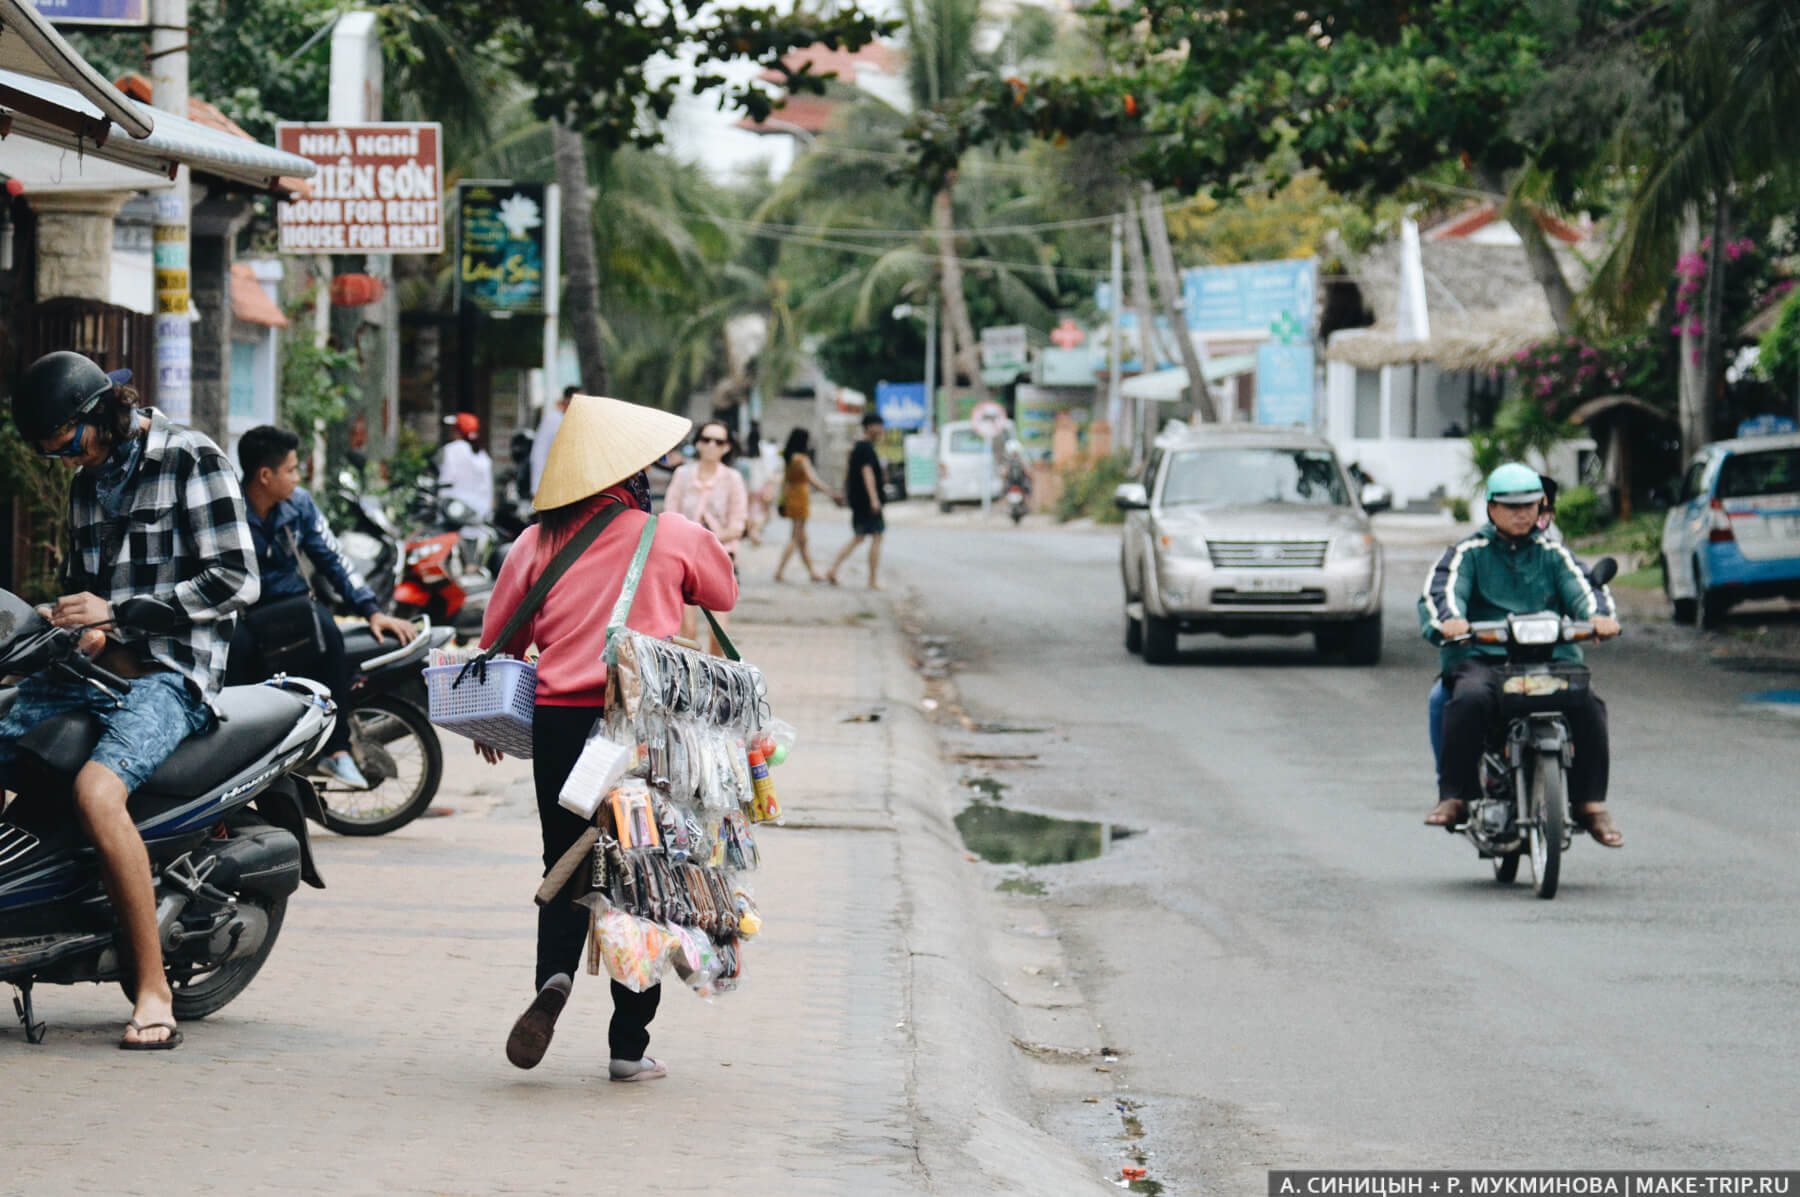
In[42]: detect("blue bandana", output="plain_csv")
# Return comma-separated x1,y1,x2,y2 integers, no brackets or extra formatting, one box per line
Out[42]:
92,428,146,519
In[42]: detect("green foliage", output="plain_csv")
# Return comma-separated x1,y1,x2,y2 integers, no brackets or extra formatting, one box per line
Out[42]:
814,315,928,401
417,0,894,151
1467,397,1575,489
383,427,436,499
279,299,358,474
1755,286,1800,397
1053,455,1132,524
1446,496,1472,523
1506,332,1673,419
0,419,71,604
1556,484,1603,539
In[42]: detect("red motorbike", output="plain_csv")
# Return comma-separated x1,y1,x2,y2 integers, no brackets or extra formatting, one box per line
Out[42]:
393,494,504,640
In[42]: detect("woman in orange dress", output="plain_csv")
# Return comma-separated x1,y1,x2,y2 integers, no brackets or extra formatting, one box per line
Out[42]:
773,427,838,583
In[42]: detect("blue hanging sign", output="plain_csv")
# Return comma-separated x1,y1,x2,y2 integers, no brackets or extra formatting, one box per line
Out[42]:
1180,258,1317,336
1736,414,1798,438
875,381,930,431
1255,343,1315,427
25,0,147,25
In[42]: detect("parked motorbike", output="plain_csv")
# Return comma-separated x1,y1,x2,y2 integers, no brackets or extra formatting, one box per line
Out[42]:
321,468,402,617
0,591,331,1041
394,478,510,640
309,617,454,837
1444,557,1618,900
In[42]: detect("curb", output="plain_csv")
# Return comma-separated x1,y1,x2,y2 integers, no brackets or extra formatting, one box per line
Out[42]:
866,611,1120,1196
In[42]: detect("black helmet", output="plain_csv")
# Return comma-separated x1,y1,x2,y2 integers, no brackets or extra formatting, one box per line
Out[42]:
10,351,129,443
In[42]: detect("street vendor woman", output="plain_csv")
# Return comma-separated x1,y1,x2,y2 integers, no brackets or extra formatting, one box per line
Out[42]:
475,393,737,1080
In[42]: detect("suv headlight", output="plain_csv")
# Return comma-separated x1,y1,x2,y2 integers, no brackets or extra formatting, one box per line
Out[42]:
1332,531,1375,560
1156,530,1209,559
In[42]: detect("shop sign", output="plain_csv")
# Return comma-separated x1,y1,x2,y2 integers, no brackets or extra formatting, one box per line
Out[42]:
276,123,443,254
26,0,147,26
456,181,548,314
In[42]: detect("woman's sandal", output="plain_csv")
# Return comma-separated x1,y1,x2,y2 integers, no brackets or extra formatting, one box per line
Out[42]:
1577,804,1624,848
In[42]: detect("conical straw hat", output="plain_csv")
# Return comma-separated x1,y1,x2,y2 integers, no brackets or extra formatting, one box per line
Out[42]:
532,394,692,511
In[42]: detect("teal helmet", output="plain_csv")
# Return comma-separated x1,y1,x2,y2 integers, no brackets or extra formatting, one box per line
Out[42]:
1484,462,1544,506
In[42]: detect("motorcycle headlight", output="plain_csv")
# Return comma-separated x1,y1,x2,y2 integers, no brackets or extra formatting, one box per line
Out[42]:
1333,532,1375,560
1509,615,1563,645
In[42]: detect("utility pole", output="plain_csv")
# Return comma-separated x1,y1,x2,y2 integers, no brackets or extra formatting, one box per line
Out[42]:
149,0,191,424
1108,215,1124,449
924,297,937,430
1139,183,1219,424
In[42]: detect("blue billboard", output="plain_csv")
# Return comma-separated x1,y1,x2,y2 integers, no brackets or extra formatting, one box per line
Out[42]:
27,0,147,25
1180,258,1317,335
875,381,930,431
1254,343,1315,427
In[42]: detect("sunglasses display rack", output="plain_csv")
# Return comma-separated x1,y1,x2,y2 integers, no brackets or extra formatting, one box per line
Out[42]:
566,630,793,996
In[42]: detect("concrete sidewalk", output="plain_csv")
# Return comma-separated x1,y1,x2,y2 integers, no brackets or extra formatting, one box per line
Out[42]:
2,565,1113,1196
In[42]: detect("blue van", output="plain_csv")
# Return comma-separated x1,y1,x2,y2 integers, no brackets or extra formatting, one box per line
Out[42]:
1661,431,1800,626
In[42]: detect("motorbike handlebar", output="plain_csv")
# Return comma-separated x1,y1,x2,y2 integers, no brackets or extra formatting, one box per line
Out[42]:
62,647,133,696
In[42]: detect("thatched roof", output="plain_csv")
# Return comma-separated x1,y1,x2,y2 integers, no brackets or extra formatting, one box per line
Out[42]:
1325,237,1587,372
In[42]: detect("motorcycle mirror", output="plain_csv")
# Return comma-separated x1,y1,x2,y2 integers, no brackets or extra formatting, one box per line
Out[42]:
0,588,49,642
114,596,179,634
1589,556,1619,587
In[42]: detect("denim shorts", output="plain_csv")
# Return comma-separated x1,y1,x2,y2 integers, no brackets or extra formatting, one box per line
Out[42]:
0,671,212,794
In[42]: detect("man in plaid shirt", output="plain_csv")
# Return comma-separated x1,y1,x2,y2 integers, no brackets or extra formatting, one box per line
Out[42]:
1,351,260,1050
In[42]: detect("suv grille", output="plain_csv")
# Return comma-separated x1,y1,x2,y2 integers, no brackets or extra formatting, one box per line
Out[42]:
1206,539,1329,568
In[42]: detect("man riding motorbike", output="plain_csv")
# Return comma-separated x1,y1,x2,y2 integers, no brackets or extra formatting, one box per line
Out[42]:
229,425,416,790
0,351,261,1048
1418,463,1625,848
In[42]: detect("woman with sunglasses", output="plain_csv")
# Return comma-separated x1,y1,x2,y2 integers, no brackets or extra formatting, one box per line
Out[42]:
661,420,748,654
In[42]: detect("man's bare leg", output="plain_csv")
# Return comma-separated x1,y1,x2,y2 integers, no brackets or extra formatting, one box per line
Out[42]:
72,761,174,1045
826,534,865,584
866,534,883,590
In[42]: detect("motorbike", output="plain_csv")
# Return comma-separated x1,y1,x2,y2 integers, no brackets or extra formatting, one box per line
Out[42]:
1445,557,1617,900
308,617,454,837
395,481,507,641
322,467,402,617
1007,483,1027,525
0,591,331,1042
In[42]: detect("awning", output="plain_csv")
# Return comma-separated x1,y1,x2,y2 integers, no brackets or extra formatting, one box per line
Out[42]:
0,68,315,190
0,0,151,139
1120,355,1257,402
230,263,287,328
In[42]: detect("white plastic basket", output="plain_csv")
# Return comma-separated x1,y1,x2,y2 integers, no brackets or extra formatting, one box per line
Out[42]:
425,658,537,758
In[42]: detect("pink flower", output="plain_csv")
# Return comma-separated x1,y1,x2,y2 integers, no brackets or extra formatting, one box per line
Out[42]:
1671,324,1685,336
1577,365,1594,378
1512,349,1529,361
1675,299,1690,315
1727,242,1743,262
1536,376,1554,396
1579,346,1599,359
1691,349,1702,365
1547,353,1560,364
1689,320,1705,336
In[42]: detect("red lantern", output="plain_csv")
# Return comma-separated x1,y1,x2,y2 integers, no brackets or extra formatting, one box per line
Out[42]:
329,273,386,307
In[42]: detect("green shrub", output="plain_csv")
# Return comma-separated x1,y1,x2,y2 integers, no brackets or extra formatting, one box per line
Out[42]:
1446,496,1471,522
1556,484,1602,539
1054,454,1133,524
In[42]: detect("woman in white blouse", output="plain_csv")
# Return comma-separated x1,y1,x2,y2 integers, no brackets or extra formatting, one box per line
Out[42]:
662,419,748,654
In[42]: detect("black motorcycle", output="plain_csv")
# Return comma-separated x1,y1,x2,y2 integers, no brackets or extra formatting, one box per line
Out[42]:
309,617,453,837
1446,558,1618,900
322,467,401,617
0,591,332,1042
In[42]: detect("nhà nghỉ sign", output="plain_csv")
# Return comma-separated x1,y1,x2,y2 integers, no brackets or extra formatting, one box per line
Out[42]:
275,123,443,254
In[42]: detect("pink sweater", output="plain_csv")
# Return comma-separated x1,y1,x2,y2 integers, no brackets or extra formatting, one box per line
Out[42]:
480,488,738,707
663,463,748,555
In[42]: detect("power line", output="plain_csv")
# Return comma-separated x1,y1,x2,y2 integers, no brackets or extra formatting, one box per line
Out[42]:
711,194,1206,243
726,223,1122,279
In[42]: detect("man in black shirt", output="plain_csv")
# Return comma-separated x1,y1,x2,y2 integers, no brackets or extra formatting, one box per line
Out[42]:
827,410,886,590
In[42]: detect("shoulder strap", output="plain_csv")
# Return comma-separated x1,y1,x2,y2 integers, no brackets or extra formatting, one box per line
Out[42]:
455,500,626,687
603,515,659,665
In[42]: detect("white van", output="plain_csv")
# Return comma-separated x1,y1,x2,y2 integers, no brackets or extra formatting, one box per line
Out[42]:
935,420,1009,511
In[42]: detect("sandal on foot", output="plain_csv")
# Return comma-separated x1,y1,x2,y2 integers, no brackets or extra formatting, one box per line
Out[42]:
1425,798,1466,828
1577,805,1624,848
506,974,571,1070
608,1055,667,1083
120,1019,182,1051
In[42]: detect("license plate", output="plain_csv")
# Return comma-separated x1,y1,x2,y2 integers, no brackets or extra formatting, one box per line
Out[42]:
1238,574,1304,593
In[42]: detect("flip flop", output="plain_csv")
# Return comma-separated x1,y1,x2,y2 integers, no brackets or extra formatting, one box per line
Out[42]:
1577,805,1624,848
506,975,571,1070
119,1018,182,1051
608,1055,667,1083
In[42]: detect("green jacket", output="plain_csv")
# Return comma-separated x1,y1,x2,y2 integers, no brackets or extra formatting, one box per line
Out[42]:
1417,524,1615,673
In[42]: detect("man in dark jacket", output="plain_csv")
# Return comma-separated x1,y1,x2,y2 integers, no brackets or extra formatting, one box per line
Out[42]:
232,425,415,789
1418,462,1624,847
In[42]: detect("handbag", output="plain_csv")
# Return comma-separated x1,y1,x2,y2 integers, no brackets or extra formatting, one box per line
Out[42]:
243,526,327,674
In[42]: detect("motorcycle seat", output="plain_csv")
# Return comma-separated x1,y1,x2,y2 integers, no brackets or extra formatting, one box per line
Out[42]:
16,683,313,797
339,627,386,666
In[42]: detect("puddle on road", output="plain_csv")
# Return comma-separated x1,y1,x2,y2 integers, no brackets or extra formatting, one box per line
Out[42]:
955,802,1128,865
1742,688,1800,716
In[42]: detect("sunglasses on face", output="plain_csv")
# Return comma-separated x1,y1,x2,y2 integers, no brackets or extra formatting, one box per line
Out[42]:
696,436,728,446
37,422,91,459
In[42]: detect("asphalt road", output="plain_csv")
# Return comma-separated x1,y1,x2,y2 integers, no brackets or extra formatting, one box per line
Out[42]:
880,510,1800,1193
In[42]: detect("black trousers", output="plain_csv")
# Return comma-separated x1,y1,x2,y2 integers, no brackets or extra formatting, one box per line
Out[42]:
226,599,354,755
532,704,661,1061
1439,658,1610,808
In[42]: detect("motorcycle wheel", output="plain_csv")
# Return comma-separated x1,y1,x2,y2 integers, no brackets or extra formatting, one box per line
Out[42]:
319,696,444,837
1492,851,1521,884
121,893,288,1020
1527,752,1566,900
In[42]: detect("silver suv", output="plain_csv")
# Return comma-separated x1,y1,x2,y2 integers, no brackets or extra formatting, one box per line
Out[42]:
1115,425,1386,664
